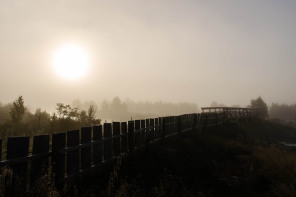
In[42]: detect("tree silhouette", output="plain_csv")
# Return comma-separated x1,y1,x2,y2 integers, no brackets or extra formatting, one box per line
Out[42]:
10,96,25,124
250,97,268,118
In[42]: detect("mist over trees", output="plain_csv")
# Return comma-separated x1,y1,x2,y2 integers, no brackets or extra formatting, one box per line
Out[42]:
269,103,296,122
98,97,200,121
5,95,295,137
210,101,226,107
0,96,199,137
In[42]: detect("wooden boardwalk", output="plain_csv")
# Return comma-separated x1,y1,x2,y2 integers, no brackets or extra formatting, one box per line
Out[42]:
201,107,261,121
0,107,262,194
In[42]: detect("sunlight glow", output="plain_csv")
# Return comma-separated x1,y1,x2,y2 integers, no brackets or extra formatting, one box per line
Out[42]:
52,43,90,80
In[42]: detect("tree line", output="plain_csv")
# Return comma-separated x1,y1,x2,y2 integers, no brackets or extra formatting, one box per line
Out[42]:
269,103,296,124
0,96,201,137
0,96,101,138
99,97,200,121
0,95,286,138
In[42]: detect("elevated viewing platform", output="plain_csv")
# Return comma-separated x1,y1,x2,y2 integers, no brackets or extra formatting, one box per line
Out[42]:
201,107,261,113
201,107,262,121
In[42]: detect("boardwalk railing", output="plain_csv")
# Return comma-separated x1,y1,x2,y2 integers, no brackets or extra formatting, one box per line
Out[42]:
0,107,261,193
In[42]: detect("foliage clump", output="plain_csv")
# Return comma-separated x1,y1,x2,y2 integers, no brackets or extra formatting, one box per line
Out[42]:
250,96,268,118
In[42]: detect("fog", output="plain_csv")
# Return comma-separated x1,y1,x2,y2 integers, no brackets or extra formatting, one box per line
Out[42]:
97,97,199,122
1,0,296,113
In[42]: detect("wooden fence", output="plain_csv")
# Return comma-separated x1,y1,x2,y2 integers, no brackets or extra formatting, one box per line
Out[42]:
0,107,260,193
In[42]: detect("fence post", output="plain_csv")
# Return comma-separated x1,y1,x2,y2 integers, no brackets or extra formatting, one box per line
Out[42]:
157,118,161,140
81,127,91,171
67,130,80,176
203,114,208,131
146,119,150,143
150,119,155,141
6,136,29,195
216,113,218,126
93,125,102,164
135,120,140,148
52,133,66,186
155,118,159,140
141,120,146,147
121,122,128,153
113,122,120,157
104,123,113,161
0,139,2,162
128,121,135,151
193,113,197,129
30,135,49,187
197,114,201,128
161,117,166,142
177,116,181,133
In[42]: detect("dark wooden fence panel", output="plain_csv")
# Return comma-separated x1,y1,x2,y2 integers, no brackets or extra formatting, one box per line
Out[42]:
6,136,29,192
160,117,165,139
104,123,112,161
193,114,198,128
93,125,102,164
113,122,120,156
128,121,134,151
121,122,127,153
169,117,173,134
0,139,2,162
135,120,140,148
167,117,170,135
154,118,159,140
67,130,79,175
157,118,162,140
167,117,171,135
197,114,201,127
81,127,91,170
176,116,181,132
30,135,49,187
150,119,155,141
141,120,146,146
162,117,166,138
146,119,150,142
0,109,254,192
52,133,66,184
172,116,176,133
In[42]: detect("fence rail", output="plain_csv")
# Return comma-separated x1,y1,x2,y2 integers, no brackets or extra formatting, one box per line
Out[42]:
0,107,261,193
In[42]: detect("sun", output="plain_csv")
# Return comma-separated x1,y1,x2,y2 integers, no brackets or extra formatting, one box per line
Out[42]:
52,43,90,80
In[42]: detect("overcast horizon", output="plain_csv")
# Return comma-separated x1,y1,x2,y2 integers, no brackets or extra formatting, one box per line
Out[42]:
1,0,296,112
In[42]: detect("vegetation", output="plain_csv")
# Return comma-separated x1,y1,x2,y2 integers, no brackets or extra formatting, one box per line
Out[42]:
250,97,268,118
269,103,296,126
0,96,101,138
99,97,200,121
9,96,26,125
0,96,200,138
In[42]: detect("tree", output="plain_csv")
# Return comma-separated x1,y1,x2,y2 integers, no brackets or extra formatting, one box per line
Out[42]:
78,104,100,126
250,97,268,118
10,96,26,124
210,101,226,107
78,110,88,126
87,104,96,123
56,103,78,120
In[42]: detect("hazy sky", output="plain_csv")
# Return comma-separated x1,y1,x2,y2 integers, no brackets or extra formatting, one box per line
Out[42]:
0,0,295,111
